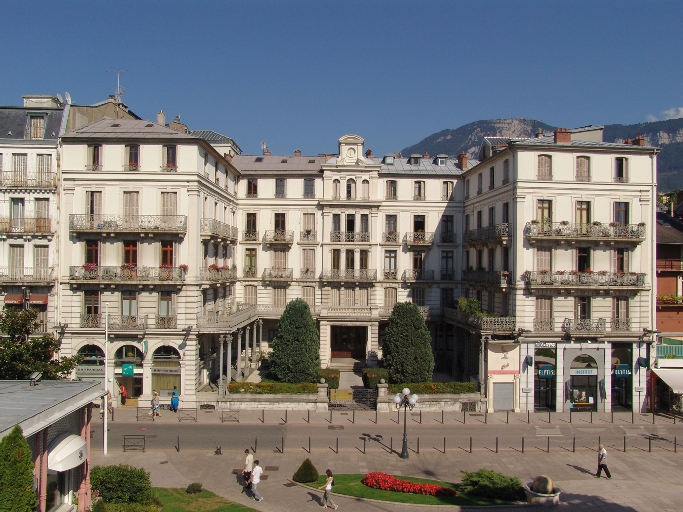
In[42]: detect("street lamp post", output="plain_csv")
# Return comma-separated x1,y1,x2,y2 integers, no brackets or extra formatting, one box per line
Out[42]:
393,388,418,459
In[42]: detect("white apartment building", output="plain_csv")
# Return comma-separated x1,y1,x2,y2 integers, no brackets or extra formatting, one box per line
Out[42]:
446,127,658,413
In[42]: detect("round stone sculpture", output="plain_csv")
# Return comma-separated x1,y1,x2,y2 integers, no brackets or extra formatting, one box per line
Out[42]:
379,378,385,384
320,378,326,384
532,475,553,494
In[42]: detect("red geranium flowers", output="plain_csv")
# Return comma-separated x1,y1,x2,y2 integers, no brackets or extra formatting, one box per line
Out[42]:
362,472,457,497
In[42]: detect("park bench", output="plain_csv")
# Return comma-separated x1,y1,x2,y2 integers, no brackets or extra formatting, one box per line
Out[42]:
221,410,240,423
123,435,146,452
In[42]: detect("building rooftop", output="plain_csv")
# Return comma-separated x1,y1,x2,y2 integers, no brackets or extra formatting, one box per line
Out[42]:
190,130,240,149
62,117,197,140
374,156,475,174
657,213,683,245
0,380,104,439
0,106,65,142
232,154,328,173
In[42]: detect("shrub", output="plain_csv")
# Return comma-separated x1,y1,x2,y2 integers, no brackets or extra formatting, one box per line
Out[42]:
362,368,389,389
104,504,160,512
382,302,434,384
186,482,203,494
292,458,319,483
228,382,317,394
269,299,320,383
457,297,482,315
388,382,479,395
92,501,107,512
362,472,456,497
318,369,340,389
460,469,526,501
0,425,38,512
90,465,154,504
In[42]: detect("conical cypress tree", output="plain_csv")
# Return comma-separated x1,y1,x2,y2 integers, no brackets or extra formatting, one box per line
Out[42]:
269,298,320,383
383,302,434,383
292,457,319,483
0,425,38,512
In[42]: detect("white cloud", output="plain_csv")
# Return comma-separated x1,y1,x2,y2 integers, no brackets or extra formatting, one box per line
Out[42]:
646,114,659,122
648,106,683,122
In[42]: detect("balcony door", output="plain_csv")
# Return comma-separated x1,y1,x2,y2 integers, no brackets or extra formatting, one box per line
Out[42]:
123,192,139,229
10,198,24,232
34,246,48,281
331,325,366,359
9,245,24,280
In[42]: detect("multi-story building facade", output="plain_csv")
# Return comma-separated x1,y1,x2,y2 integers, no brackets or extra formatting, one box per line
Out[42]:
447,127,658,413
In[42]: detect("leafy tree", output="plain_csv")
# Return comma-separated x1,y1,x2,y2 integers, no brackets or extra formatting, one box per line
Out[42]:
457,297,482,315
0,425,38,512
383,302,434,383
90,465,153,504
268,299,320,383
0,307,81,380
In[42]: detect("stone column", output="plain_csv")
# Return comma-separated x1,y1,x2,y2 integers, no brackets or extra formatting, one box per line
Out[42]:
244,326,250,377
236,329,243,382
219,335,225,396
514,373,520,413
603,344,612,413
555,345,565,412
40,428,48,512
251,321,257,369
257,319,263,363
227,332,233,391
376,381,390,412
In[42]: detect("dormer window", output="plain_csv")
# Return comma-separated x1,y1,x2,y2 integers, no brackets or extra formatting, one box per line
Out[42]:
384,155,395,165
27,115,45,140
435,155,447,166
410,155,421,165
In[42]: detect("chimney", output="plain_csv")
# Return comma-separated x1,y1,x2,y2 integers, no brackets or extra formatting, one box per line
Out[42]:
554,127,571,144
224,152,233,164
624,138,631,145
536,128,543,138
157,110,166,126
632,136,645,146
294,149,302,157
264,148,271,156
423,151,429,158
458,151,468,169
365,149,373,158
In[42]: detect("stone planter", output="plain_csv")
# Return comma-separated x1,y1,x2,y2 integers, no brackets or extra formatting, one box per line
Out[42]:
524,483,561,506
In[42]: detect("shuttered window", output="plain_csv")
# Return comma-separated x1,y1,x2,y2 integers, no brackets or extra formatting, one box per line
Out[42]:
343,288,355,307
358,287,368,307
161,192,177,216
87,191,102,216
413,287,425,307
13,154,27,181
302,249,315,271
36,154,51,178
303,286,315,307
34,246,49,279
538,155,552,179
536,248,551,272
535,297,552,320
303,213,315,231
614,248,629,272
331,287,340,306
124,192,139,217
244,285,257,305
29,117,45,140
384,287,397,307
273,287,286,307
273,249,287,269
613,297,629,319
576,156,590,181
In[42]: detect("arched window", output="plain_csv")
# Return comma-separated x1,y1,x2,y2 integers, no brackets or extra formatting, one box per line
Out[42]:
569,354,598,411
361,179,370,199
332,179,340,199
538,155,552,180
152,346,181,395
346,179,356,199
78,344,105,365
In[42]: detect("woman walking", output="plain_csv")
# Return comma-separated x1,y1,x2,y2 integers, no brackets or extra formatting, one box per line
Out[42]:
318,469,338,510
170,386,179,413
151,391,161,417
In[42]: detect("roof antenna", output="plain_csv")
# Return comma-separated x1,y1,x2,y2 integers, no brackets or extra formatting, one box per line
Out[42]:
107,69,127,103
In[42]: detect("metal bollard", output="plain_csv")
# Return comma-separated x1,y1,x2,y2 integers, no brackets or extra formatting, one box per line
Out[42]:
417,437,420,454
420,410,422,424
363,437,366,454
573,436,576,453
397,409,400,424
177,435,180,452
591,411,593,424
527,410,530,424
330,410,333,424
485,410,487,424
255,437,258,454
353,410,355,424
570,409,572,424
445,437,448,454
599,435,601,446
336,438,339,454
308,436,311,454
548,410,551,424
261,410,265,424
547,436,550,453
469,436,472,454
464,410,466,424
390,437,393,453
442,410,444,424
611,411,614,424
507,410,509,424
653,411,655,424
285,409,288,424
624,435,626,453
307,410,310,423
282,436,285,453
632,409,635,424
522,437,525,453
496,437,499,453
649,437,652,453
375,410,378,424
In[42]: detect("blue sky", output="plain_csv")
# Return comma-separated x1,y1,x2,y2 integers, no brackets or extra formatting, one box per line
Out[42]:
1,1,682,156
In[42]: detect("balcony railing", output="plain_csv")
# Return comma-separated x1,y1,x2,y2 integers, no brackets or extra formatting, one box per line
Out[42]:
440,232,455,243
440,271,456,281
382,232,400,244
404,232,435,246
0,218,52,234
385,194,397,200
262,268,294,281
69,266,186,283
657,260,683,271
326,307,372,317
263,230,294,244
330,231,370,243
200,267,237,282
402,269,435,282
161,164,177,172
200,218,238,240
300,268,317,279
0,267,53,283
413,195,425,201
196,303,257,329
464,223,509,243
562,318,607,335
300,231,317,242
69,214,187,233
322,269,377,282
443,308,516,332
243,230,259,242
243,267,258,278
383,269,398,280
0,171,57,188
525,271,646,288
123,164,140,172
85,165,102,172
79,314,148,330
155,316,177,329
657,345,683,358
533,318,555,331
524,222,645,241
611,317,632,331
462,270,511,287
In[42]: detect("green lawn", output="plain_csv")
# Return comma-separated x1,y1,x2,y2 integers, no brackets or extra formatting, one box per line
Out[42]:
154,488,257,511
307,474,514,506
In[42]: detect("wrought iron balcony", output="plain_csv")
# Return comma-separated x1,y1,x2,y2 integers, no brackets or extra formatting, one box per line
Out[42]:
69,265,186,283
404,232,434,247
443,308,516,333
200,267,237,282
464,223,509,244
196,303,258,329
155,315,177,329
383,269,398,280
382,232,400,245
462,270,511,287
562,318,607,336
524,271,646,289
161,164,178,172
123,164,140,172
200,218,238,241
0,171,57,189
300,268,317,279
263,230,294,245
402,269,435,282
85,165,102,172
413,194,425,201
242,230,259,242
440,232,456,243
79,314,148,330
385,194,397,200
611,317,632,332
0,217,52,235
300,230,317,243
330,231,370,243
533,318,555,332
243,267,258,278
322,269,377,282
440,270,456,281
69,214,187,234
262,268,294,282
524,222,645,243
0,267,53,284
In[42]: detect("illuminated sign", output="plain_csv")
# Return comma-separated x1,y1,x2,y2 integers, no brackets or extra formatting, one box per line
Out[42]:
538,365,554,378
614,364,631,377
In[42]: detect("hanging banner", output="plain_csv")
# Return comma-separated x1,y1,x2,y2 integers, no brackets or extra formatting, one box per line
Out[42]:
538,365,554,379
121,364,135,377
614,364,631,377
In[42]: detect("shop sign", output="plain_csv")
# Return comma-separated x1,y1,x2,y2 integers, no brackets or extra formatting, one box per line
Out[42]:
75,366,104,376
535,342,556,348
121,364,135,377
614,364,631,377
522,387,532,393
538,365,554,378
635,386,645,392
569,368,597,376
151,367,181,374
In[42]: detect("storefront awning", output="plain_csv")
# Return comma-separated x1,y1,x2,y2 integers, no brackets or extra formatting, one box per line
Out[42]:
28,293,49,305
48,433,87,471
652,369,683,394
4,293,23,305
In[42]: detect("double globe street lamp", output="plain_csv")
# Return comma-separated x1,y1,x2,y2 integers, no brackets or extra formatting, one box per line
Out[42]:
393,388,418,459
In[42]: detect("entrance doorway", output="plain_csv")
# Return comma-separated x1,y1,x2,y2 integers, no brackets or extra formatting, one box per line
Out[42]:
569,354,598,412
331,326,366,359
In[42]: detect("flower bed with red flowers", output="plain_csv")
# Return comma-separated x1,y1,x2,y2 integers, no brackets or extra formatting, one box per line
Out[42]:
362,472,457,497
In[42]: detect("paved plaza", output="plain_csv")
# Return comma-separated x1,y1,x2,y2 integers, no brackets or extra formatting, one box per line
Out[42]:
89,408,683,511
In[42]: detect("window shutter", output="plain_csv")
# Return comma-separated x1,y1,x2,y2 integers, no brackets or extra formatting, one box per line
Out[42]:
536,248,551,272
161,192,177,216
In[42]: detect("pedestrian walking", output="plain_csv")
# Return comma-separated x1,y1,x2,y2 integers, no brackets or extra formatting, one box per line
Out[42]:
151,391,161,417
248,460,263,502
318,469,338,510
242,448,254,492
170,386,179,413
119,384,127,406
107,390,113,416
595,443,611,479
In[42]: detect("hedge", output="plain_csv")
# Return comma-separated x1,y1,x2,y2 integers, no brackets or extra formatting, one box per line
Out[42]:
228,382,317,394
387,382,479,395
103,504,160,512
90,465,153,505
460,469,526,501
318,369,340,389
362,368,389,389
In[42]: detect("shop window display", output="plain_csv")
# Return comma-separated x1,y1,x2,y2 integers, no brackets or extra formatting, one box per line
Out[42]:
534,347,556,411
611,346,632,410
569,354,598,411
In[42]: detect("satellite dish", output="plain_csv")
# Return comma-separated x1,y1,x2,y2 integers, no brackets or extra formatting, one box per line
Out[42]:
56,93,63,104
65,92,72,104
